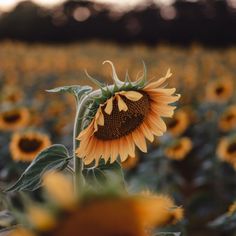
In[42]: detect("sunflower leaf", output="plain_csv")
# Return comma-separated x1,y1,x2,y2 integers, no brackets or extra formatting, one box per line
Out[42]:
46,85,92,101
6,144,71,192
83,160,125,187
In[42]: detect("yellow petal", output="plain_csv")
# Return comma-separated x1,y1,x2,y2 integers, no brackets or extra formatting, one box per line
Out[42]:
27,206,56,231
117,95,128,112
104,97,113,115
144,69,172,90
97,110,104,126
43,172,76,210
132,130,147,152
119,91,143,101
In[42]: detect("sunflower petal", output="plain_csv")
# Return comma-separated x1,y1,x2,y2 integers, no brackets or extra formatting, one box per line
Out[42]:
132,130,147,152
119,91,143,101
117,95,128,112
104,97,113,115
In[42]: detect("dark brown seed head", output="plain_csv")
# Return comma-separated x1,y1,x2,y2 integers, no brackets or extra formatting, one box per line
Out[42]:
95,92,150,140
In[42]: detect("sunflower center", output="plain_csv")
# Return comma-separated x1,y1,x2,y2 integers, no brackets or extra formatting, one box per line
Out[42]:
3,112,21,123
225,114,234,121
95,92,150,140
168,118,179,129
227,142,236,154
18,138,43,153
172,143,182,151
215,86,224,95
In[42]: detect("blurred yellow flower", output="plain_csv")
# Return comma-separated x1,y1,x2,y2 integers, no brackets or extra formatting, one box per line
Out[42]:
165,137,192,161
206,79,234,103
0,107,30,131
217,137,236,167
219,105,236,132
10,131,51,162
167,109,189,137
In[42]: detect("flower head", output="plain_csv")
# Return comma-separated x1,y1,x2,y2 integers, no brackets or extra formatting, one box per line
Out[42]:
165,137,192,161
219,105,236,132
217,136,236,168
206,79,234,103
9,172,183,236
76,62,180,166
10,131,51,162
0,107,30,131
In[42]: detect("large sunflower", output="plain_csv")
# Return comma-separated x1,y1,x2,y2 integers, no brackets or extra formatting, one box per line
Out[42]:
76,63,180,165
10,131,51,162
8,172,183,236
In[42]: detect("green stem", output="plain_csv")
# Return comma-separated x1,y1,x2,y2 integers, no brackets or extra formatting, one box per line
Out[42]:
73,90,101,194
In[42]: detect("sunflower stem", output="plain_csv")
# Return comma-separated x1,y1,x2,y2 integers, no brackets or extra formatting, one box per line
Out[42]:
73,89,102,194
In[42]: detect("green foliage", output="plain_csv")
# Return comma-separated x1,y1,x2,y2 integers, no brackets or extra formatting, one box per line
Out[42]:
6,145,71,192
83,160,124,187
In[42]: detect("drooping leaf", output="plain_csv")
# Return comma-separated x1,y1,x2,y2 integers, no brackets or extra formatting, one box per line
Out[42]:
6,144,71,192
46,85,92,101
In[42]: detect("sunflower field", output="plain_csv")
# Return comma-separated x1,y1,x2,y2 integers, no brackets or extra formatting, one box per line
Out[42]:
0,40,236,236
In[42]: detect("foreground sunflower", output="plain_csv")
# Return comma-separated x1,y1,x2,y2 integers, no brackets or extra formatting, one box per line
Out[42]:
10,131,51,162
76,62,180,165
217,136,236,168
8,172,183,236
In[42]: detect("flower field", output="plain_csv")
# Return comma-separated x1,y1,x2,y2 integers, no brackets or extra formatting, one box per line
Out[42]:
1,41,236,236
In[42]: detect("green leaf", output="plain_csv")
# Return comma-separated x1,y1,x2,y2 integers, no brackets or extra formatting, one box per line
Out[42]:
46,85,92,100
6,144,71,192
83,160,124,187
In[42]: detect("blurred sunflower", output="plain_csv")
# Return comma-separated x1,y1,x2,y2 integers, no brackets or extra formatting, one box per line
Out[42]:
217,136,236,167
0,107,30,131
167,109,189,137
219,105,236,132
9,172,183,236
206,79,234,103
0,86,24,104
10,131,51,162
165,137,192,161
76,65,180,165
228,201,236,216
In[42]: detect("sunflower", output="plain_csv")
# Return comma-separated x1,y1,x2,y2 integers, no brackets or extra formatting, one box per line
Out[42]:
0,86,24,104
219,105,236,132
217,136,236,168
206,79,234,103
9,172,183,236
10,131,51,162
76,63,180,166
0,107,30,131
166,109,189,137
228,201,236,216
165,137,192,161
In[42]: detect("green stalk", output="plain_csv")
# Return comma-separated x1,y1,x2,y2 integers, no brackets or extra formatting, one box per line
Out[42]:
73,90,102,194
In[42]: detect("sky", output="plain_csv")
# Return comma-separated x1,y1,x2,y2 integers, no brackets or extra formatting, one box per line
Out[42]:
0,0,174,11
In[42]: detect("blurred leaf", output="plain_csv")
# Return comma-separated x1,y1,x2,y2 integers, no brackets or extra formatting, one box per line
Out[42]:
83,160,124,187
0,210,15,227
209,213,236,231
46,85,92,100
6,144,71,192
